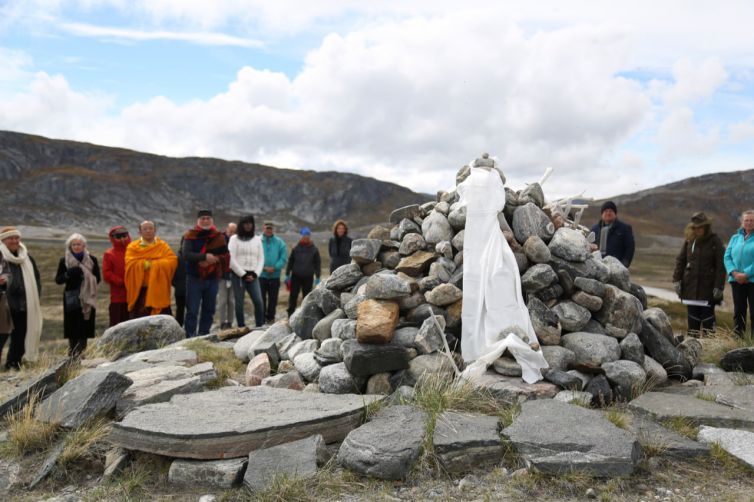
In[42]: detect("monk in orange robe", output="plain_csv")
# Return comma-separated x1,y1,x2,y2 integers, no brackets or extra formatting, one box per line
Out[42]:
125,221,178,317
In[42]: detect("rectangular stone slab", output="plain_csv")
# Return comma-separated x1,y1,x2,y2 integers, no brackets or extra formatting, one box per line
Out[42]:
109,386,381,459
0,359,69,418
629,392,754,430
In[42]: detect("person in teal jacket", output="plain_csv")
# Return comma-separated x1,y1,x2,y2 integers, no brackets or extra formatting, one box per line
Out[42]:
259,221,288,324
724,209,754,337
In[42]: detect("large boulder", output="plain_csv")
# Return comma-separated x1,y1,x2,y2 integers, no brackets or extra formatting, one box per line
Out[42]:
342,341,410,377
602,360,646,401
350,239,383,265
311,309,346,342
422,211,453,245
552,301,591,332
540,346,576,372
356,300,400,343
399,233,426,256
512,203,554,244
169,458,247,489
523,236,551,264
289,298,325,340
425,284,463,307
390,205,422,224
325,264,363,290
637,317,691,379
561,332,621,368
318,363,365,394
603,255,631,291
97,315,184,357
595,284,643,335
548,228,589,262
364,274,411,300
521,264,558,292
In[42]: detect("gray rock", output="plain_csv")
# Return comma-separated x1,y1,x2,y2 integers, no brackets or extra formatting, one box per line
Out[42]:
391,205,422,224
512,203,554,244
643,308,676,346
234,330,266,362
451,230,465,251
429,260,452,283
493,356,522,377
314,338,343,365
422,211,453,245
548,228,590,262
326,264,363,290
169,457,247,488
28,440,65,489
406,303,445,325
244,435,329,492
698,426,754,468
572,291,603,312
365,274,411,300
550,255,609,284
567,370,592,390
398,218,422,240
637,317,691,379
103,447,129,479
471,372,559,403
38,370,132,428
619,333,645,366
97,315,184,357
435,201,450,215
342,341,410,377
624,413,708,459
583,319,608,336
502,400,641,476
366,373,392,395
331,319,357,340
721,347,754,373
629,392,754,429
276,333,303,361
433,412,501,473
399,233,426,256
603,256,631,291
110,387,378,459
435,241,453,259
288,340,319,361
337,405,427,480
0,459,21,492
0,358,69,418
573,276,606,297
350,239,383,265
318,362,365,394
692,363,725,381
289,298,325,340
523,236,551,264
544,369,582,390
518,182,545,207
414,315,446,355
534,283,564,303
343,294,366,320
425,283,463,306
562,332,621,368
250,341,280,369
406,353,455,386
557,269,575,297
595,285,644,335
521,263,558,292
642,356,668,386
399,291,425,310
379,250,401,269
312,308,346,342
513,252,529,274
448,205,467,231
116,368,204,419
602,360,646,401
552,301,591,332
294,352,323,382
393,327,419,348
308,287,341,315
245,322,293,360
553,390,594,404
714,385,754,413
541,345,575,372
418,275,442,293
527,297,561,346
262,371,305,391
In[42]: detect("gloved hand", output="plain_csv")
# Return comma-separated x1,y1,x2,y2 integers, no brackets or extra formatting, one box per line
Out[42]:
314,278,321,286
673,281,682,298
713,288,724,303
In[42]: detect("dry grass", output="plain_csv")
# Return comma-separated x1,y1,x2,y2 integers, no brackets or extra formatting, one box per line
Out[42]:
699,326,752,365
603,404,629,430
57,417,111,469
82,452,172,502
182,338,246,388
661,417,699,440
3,391,59,457
695,391,717,402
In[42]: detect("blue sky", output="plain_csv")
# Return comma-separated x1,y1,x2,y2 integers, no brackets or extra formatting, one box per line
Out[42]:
1,1,754,199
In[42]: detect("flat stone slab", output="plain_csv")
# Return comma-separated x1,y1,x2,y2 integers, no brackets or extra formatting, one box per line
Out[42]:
624,413,708,458
244,435,329,492
0,358,69,418
715,385,754,412
502,400,641,476
433,412,501,473
116,376,202,419
629,392,754,430
109,386,381,459
698,426,754,469
472,371,558,404
169,457,248,488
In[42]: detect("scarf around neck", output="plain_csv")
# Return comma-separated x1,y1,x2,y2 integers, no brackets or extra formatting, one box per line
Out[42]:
65,248,98,321
0,241,43,361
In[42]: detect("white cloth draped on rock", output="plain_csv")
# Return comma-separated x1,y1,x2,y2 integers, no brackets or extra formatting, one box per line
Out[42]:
0,242,43,361
457,166,548,383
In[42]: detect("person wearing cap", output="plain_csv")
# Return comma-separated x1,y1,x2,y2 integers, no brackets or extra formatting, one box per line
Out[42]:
590,201,635,268
103,226,131,326
285,227,321,317
259,221,287,324
673,212,725,337
228,215,265,328
182,210,230,337
724,209,754,337
0,227,42,369
328,219,353,273
217,222,237,329
125,221,178,319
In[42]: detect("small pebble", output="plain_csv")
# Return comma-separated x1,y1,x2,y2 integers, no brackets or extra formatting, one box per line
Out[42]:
586,487,597,498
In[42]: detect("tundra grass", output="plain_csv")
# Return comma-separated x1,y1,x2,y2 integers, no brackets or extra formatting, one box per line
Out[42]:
182,338,246,388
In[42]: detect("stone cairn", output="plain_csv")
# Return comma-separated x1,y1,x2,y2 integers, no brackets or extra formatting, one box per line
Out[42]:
237,153,703,405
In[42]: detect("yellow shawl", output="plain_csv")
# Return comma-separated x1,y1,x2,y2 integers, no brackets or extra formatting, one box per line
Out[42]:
125,238,177,314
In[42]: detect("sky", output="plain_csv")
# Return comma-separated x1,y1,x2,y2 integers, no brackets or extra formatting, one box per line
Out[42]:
1,1,754,200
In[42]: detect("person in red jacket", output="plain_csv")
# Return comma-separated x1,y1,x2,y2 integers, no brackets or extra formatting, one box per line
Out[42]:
103,226,131,326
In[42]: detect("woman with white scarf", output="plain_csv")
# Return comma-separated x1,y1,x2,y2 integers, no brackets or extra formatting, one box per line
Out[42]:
55,233,100,357
0,227,42,369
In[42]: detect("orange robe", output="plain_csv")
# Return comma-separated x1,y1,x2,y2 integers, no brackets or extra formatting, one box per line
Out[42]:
125,238,178,315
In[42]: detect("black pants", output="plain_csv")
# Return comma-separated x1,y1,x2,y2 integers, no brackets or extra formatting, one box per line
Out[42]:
687,304,716,336
260,277,280,323
68,336,88,358
175,293,186,327
287,275,313,317
732,282,754,337
2,309,27,369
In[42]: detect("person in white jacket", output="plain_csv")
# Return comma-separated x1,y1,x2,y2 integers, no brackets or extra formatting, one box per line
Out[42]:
228,215,265,327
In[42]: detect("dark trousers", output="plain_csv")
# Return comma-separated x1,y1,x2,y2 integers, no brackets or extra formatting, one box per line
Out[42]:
2,310,26,369
259,277,280,323
175,294,186,327
732,282,754,337
287,275,313,317
232,275,264,328
68,337,87,358
185,275,219,337
129,287,172,319
109,302,129,327
687,304,716,336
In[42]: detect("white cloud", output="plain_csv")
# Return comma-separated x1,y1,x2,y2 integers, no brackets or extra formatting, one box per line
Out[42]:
729,119,754,143
657,107,718,161
662,58,727,107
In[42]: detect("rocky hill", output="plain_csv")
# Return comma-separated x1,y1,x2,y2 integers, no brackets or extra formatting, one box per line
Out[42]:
0,131,429,235
582,169,754,241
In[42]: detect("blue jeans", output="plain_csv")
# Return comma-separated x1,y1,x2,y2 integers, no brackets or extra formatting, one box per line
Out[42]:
185,275,219,337
233,275,264,327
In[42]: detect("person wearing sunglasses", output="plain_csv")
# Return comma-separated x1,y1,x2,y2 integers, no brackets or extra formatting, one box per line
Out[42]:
103,226,132,326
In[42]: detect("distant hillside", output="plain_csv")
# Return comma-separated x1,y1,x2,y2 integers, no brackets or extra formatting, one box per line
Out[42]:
0,131,431,235
582,169,754,241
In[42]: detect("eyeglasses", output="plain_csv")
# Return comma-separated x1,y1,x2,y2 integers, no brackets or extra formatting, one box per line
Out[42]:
113,233,129,239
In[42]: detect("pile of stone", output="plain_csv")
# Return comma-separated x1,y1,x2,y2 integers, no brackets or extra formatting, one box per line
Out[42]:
233,155,702,406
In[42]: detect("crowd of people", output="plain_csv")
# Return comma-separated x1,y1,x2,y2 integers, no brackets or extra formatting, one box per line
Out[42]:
0,212,353,369
0,204,752,371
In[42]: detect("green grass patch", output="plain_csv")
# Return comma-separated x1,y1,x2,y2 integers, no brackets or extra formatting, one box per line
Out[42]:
603,404,629,430
661,417,699,440
182,339,246,388
695,391,717,402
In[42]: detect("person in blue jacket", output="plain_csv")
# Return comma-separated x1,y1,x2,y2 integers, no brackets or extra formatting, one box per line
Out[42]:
259,221,288,325
724,209,754,337
590,201,635,268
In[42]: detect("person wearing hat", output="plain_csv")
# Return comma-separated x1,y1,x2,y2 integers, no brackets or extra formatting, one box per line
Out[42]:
285,227,321,317
259,221,287,324
590,201,635,268
0,227,42,369
182,210,230,337
103,226,131,326
673,212,725,337
724,209,754,337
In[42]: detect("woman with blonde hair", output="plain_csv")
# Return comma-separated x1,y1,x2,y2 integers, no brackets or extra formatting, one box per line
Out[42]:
724,209,754,337
55,233,100,357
